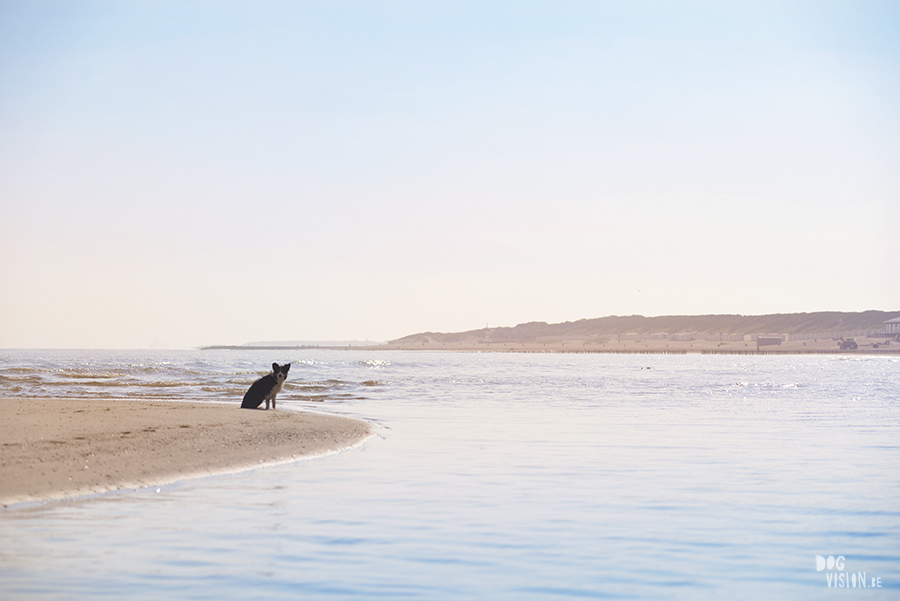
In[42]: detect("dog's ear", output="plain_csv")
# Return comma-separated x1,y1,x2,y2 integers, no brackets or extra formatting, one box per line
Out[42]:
272,362,279,372
283,363,291,373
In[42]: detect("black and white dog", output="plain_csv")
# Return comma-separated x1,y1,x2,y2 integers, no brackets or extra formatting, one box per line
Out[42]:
241,362,291,410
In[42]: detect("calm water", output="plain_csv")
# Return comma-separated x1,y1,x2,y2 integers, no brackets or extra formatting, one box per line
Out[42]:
0,349,898,599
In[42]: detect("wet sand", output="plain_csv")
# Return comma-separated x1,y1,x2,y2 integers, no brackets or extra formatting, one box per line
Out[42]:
0,398,371,507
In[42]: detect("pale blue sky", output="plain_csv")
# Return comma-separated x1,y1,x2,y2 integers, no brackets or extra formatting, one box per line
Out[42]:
1,1,898,348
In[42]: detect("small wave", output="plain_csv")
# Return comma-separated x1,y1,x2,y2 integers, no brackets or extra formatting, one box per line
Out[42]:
292,359,323,367
0,367,58,375
0,374,42,384
282,381,344,392
200,386,243,394
359,359,390,368
296,395,327,402
146,380,212,388
361,380,385,387
59,372,122,380
63,380,132,387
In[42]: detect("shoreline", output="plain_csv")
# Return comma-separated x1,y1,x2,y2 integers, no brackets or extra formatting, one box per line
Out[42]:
0,398,372,508
360,347,900,355
361,335,899,355
197,337,899,355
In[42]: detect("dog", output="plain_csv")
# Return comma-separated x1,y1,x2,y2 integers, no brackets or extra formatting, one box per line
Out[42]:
241,362,291,409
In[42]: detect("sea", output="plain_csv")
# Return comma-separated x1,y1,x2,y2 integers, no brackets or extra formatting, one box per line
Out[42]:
0,349,897,600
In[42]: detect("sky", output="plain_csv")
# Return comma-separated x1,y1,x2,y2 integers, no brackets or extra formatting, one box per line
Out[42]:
1,0,898,349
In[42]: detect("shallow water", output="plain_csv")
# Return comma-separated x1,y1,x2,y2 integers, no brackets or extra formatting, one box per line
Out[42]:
1,350,898,599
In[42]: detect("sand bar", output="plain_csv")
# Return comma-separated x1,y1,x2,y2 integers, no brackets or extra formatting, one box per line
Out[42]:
0,398,371,507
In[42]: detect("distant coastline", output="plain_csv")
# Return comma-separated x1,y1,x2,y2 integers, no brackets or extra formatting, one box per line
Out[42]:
363,344,900,356
378,310,900,355
367,336,900,355
202,311,900,356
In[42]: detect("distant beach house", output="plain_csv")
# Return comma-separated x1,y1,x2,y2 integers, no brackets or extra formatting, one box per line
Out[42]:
884,317,900,336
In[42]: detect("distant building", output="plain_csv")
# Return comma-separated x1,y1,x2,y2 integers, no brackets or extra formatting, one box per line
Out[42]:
884,317,900,336
756,336,783,349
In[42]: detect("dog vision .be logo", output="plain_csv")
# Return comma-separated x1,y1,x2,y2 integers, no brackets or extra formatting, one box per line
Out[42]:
816,555,883,589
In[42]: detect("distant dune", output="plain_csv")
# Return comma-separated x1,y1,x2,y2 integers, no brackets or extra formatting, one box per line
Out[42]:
389,311,900,345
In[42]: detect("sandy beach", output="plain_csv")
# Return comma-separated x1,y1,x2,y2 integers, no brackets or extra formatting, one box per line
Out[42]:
0,398,371,507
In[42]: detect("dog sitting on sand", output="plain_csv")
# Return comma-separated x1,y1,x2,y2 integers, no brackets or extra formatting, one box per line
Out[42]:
241,363,291,410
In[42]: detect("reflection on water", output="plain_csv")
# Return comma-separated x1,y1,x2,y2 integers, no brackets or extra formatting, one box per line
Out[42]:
1,350,898,599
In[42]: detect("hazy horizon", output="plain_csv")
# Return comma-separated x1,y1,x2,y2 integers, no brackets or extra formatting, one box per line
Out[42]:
2,1,898,349
3,308,897,351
